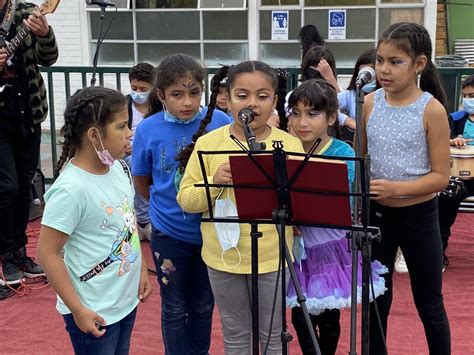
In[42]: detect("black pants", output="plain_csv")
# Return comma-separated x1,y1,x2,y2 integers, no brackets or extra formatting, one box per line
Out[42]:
369,198,451,355
292,307,341,355
0,117,41,254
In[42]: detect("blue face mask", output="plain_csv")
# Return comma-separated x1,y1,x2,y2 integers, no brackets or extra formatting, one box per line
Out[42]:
130,90,150,105
163,106,202,125
463,98,474,114
362,80,377,94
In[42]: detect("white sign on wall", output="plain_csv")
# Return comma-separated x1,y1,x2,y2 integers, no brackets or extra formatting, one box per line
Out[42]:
271,11,289,41
328,9,346,40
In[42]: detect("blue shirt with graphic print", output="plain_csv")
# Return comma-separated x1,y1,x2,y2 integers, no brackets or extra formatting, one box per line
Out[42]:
132,108,232,244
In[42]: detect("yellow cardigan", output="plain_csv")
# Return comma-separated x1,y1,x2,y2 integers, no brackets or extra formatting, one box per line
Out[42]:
177,124,304,274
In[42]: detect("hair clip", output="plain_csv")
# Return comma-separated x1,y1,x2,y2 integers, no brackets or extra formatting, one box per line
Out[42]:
219,77,227,85
276,68,289,78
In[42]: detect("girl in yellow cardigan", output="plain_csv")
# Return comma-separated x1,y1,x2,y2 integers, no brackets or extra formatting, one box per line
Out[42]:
177,61,303,354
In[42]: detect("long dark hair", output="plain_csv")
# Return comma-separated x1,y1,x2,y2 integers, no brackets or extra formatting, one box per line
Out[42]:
378,22,448,111
55,87,126,179
288,79,341,140
347,48,376,91
176,64,230,172
299,24,325,59
300,45,336,83
147,53,205,117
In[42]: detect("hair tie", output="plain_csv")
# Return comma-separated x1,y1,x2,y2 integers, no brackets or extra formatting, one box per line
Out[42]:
276,68,289,78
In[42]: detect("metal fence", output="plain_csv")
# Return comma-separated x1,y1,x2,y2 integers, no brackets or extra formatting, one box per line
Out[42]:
39,65,474,182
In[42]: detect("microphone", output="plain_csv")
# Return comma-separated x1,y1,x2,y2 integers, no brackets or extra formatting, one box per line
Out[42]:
355,66,375,86
86,0,116,7
238,108,255,124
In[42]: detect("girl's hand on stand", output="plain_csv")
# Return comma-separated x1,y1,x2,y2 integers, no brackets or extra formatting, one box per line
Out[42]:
450,136,472,148
370,179,397,200
72,306,107,337
213,162,232,185
138,265,153,302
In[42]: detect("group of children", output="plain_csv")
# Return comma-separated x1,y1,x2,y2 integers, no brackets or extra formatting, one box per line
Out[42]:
37,21,452,355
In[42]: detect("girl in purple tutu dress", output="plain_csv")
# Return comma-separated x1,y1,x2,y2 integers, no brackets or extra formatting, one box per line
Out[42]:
286,79,387,355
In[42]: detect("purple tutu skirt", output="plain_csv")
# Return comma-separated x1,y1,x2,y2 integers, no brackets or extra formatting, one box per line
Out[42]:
287,228,387,316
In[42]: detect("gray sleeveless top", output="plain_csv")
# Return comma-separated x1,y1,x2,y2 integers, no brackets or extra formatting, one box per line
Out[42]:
367,88,433,181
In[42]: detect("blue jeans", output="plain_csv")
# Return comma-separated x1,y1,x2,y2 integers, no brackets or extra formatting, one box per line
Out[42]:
123,155,150,225
151,228,214,355
63,307,137,355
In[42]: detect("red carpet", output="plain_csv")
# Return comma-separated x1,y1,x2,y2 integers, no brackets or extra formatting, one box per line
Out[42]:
0,214,473,354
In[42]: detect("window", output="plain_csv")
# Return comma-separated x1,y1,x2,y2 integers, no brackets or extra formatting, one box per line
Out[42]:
87,0,428,68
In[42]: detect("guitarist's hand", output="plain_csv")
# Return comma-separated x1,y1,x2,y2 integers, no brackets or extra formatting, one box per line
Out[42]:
24,8,50,37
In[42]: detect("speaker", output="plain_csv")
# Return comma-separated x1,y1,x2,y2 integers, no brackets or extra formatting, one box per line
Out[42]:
29,168,45,221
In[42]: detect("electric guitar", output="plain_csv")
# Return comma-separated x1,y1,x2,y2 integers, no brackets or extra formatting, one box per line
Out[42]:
0,0,60,81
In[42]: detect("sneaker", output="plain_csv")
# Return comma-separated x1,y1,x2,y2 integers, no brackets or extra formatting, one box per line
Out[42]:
0,285,15,300
394,249,408,273
17,248,45,278
0,255,23,285
137,223,151,242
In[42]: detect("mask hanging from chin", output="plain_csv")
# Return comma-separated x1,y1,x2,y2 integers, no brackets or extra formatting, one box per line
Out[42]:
361,80,377,94
162,101,202,125
92,130,115,166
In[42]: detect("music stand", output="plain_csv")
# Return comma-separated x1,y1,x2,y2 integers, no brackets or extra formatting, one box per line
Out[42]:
194,139,378,354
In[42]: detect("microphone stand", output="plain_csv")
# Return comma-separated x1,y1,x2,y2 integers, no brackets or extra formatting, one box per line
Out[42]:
242,120,265,151
349,84,380,355
240,119,265,354
90,3,115,86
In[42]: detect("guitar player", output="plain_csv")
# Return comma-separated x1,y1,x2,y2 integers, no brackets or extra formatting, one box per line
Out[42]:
0,0,58,296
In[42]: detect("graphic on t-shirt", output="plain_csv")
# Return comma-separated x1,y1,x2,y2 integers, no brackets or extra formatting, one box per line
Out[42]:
79,197,140,282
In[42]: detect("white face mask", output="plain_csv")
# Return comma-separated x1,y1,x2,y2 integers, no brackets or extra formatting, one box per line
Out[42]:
214,189,241,268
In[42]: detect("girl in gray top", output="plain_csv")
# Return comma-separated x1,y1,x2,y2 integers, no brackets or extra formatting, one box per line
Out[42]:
360,22,451,355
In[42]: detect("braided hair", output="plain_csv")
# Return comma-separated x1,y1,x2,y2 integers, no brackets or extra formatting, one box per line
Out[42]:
55,86,126,179
275,68,289,132
379,22,448,111
288,78,341,140
176,65,230,172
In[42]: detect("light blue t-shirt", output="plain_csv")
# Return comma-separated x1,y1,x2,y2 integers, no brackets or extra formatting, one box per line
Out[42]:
463,118,474,146
42,160,142,325
132,107,232,244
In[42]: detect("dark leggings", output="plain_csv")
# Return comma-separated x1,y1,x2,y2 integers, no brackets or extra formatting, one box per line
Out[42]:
369,198,451,355
292,307,341,355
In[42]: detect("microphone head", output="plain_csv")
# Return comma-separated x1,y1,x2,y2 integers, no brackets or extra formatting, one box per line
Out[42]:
238,108,255,124
356,66,376,86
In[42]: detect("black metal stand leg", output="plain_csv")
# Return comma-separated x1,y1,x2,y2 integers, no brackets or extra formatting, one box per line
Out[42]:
275,212,321,355
349,231,359,355
361,235,371,355
251,223,261,355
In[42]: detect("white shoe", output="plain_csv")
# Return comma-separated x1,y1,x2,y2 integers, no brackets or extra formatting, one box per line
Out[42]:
137,223,151,242
394,250,408,273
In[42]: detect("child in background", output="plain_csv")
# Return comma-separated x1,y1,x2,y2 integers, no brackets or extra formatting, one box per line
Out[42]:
215,66,232,116
132,53,231,354
286,79,387,355
124,62,155,241
361,22,451,354
177,61,304,354
38,87,152,355
337,48,377,146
